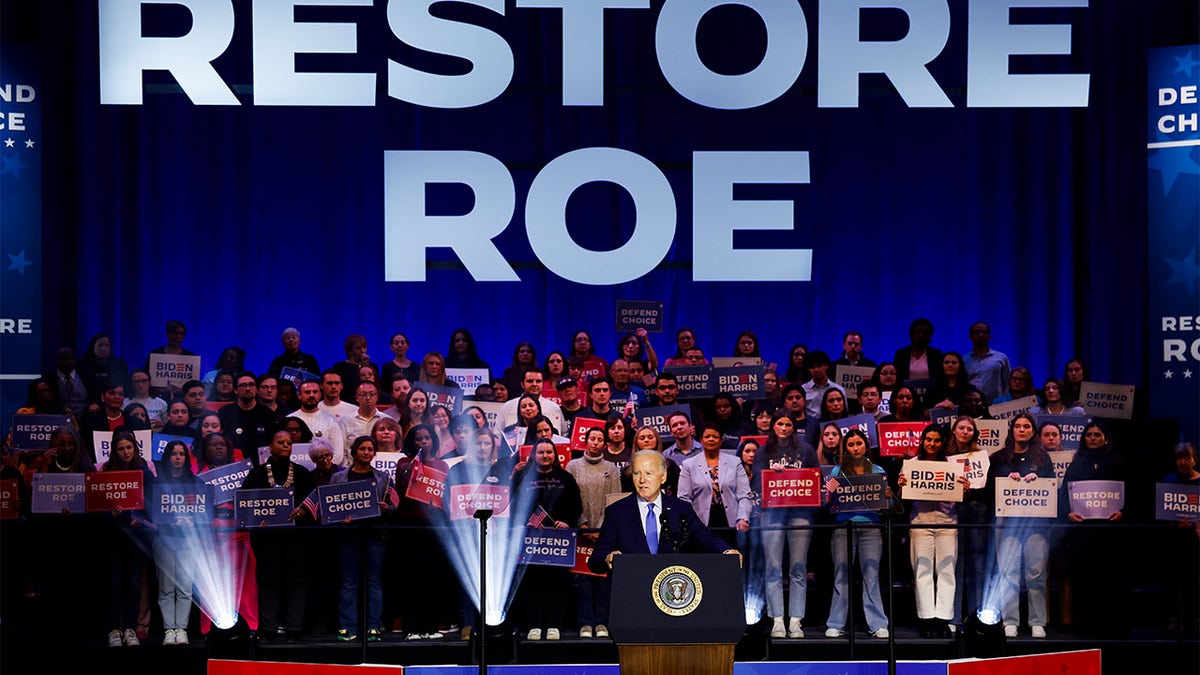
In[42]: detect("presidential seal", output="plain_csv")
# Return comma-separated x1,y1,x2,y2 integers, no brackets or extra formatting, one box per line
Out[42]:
651,565,703,616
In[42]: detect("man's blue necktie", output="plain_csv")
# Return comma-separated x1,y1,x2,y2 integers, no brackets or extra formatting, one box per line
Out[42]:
645,503,658,554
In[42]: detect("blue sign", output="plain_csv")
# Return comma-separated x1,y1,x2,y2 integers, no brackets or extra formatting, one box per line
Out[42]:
664,365,714,400
30,473,85,514
521,528,578,567
154,483,214,526
234,487,293,528
315,481,380,524
151,433,193,462
836,413,879,448
197,459,254,505
615,300,664,333
9,414,71,450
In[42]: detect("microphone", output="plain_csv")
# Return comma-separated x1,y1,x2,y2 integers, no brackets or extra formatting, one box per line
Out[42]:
659,510,674,552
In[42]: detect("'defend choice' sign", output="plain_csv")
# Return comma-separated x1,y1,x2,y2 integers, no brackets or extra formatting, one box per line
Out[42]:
96,0,1090,285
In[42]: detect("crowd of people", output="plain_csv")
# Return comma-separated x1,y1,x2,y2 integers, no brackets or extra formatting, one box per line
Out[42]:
1,318,1196,648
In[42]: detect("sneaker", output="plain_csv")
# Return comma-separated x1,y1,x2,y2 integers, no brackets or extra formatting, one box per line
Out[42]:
1031,626,1046,639
788,618,804,638
770,617,786,638
425,631,444,639
438,624,460,635
579,625,593,638
1004,625,1018,638
176,629,189,646
367,628,381,642
163,629,178,646
546,628,560,640
338,629,357,642
872,627,889,639
526,628,542,641
123,629,140,647
825,628,845,638
108,630,123,648
595,625,608,638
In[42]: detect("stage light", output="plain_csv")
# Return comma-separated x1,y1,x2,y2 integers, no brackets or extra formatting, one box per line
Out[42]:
206,614,252,660
959,605,1007,659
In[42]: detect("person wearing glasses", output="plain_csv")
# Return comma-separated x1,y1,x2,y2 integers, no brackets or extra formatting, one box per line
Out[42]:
339,381,386,462
218,370,276,466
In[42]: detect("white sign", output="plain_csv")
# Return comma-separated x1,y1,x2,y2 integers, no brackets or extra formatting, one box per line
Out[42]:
987,395,1038,421
446,368,490,395
148,353,202,388
835,366,877,400
994,477,1058,517
93,429,154,467
1079,382,1136,420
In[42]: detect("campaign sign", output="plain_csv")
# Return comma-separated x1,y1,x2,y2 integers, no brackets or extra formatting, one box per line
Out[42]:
903,378,934,401
664,365,715,399
760,468,821,509
836,413,879,448
572,531,603,577
279,366,319,386
739,435,768,450
471,401,506,433
878,422,926,458
877,390,892,415
1078,382,1136,420
988,395,1039,421
581,357,608,381
198,458,255,505
153,483,213,525
1035,413,1089,452
446,368,489,396
711,356,762,368
0,479,18,520
1067,480,1125,520
151,433,193,462
570,417,607,451
518,443,571,470
84,470,144,512
31,473,86,513
406,460,447,508
826,473,889,513
522,528,578,567
928,407,956,427
93,429,154,467
413,382,462,415
615,299,663,333
1048,450,1076,481
714,364,766,400
149,353,201,389
949,450,990,489
636,404,691,440
835,366,876,400
371,451,404,480
10,414,72,450
1155,483,1200,522
315,482,380,524
975,419,1009,455
288,443,314,470
235,487,294,528
993,478,1058,518
448,483,511,521
900,459,964,502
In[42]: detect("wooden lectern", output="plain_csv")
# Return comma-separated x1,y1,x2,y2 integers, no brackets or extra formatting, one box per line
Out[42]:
609,554,745,675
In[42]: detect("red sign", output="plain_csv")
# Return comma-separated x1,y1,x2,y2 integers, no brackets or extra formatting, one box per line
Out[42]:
518,442,571,469
447,484,511,521
405,460,447,509
570,417,607,451
582,358,607,381
739,435,768,449
761,468,821,508
0,479,18,520
571,530,603,577
84,470,145,512
877,422,927,457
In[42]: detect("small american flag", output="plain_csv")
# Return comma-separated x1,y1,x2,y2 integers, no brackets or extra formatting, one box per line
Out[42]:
527,504,552,528
824,475,842,503
301,493,320,520
385,483,400,509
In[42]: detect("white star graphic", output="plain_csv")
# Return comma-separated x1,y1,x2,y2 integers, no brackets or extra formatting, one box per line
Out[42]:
3,138,12,148
1164,370,1174,379
1185,370,1194,379
24,139,35,149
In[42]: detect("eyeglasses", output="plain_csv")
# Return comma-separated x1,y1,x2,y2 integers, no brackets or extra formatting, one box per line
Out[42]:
358,392,378,398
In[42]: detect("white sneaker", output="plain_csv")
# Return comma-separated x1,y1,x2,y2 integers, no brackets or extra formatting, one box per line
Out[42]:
872,627,889,639
770,617,786,638
1004,625,1018,638
788,618,804,638
1031,626,1046,638
123,628,140,647
595,625,608,638
526,628,542,641
825,628,845,638
108,630,123,648
163,629,177,646
579,625,593,638
947,624,957,634
546,628,560,640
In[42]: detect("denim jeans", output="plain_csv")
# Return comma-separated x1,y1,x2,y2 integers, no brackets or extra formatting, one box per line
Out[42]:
759,507,814,619
339,531,385,632
827,524,887,633
996,522,1048,627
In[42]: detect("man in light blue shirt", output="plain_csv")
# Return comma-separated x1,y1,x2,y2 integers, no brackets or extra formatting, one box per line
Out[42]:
965,322,1011,402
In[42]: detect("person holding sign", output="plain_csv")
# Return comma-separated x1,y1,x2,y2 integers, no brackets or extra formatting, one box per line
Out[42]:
824,430,893,640
514,438,583,641
896,425,962,639
566,426,622,639
945,415,990,632
678,424,751,548
1030,378,1086,417
100,429,154,647
151,440,201,646
1162,442,1199,635
331,436,396,642
241,430,317,642
751,410,821,639
987,413,1056,638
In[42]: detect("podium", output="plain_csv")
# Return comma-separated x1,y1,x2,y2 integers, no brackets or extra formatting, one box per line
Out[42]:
609,554,745,675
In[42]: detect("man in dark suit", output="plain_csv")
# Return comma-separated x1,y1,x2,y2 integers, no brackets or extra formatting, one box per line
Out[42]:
588,450,738,574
